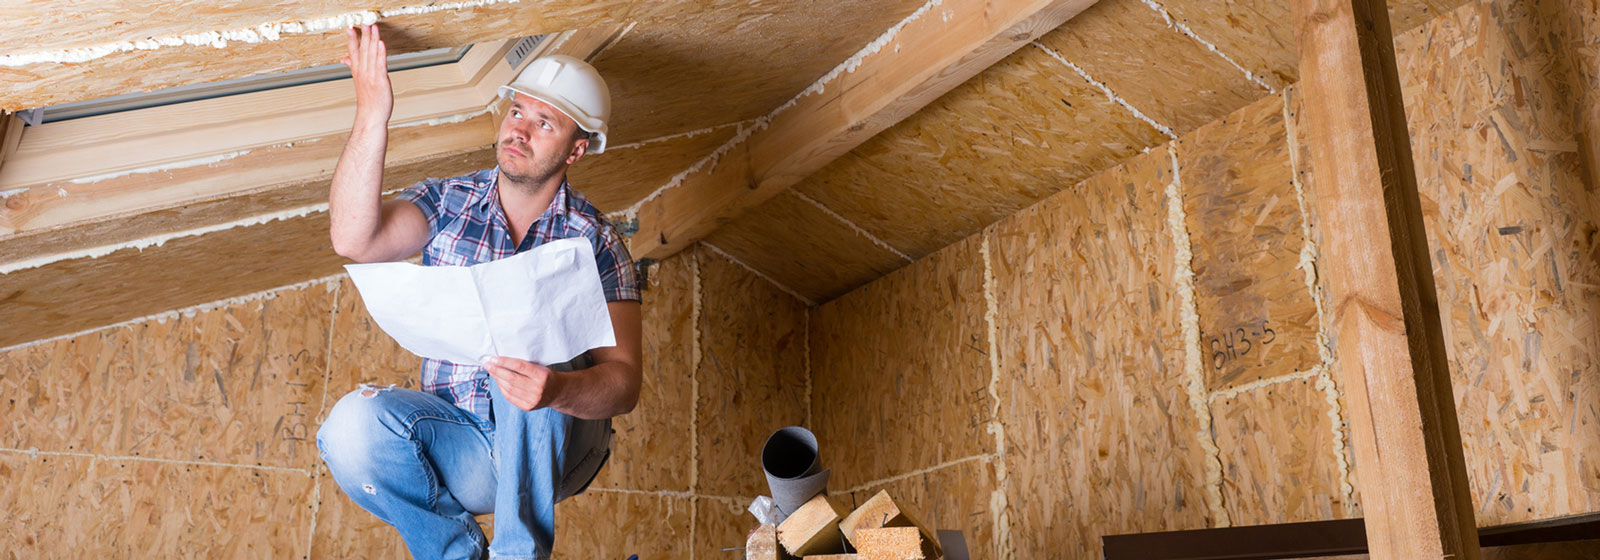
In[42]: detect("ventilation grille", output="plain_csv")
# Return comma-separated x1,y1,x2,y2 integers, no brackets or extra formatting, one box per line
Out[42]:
504,35,547,68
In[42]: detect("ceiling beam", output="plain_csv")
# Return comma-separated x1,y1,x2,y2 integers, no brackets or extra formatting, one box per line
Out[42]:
0,112,20,176
626,0,1100,261
1292,0,1480,558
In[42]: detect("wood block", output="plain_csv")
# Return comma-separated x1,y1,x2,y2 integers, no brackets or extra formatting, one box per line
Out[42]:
806,555,860,559
854,527,926,560
747,524,780,560
777,493,846,556
838,490,941,558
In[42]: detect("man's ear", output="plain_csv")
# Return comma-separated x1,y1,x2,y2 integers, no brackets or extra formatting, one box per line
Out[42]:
566,137,590,165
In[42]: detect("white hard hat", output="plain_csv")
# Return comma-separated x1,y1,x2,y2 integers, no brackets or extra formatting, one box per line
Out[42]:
498,54,611,153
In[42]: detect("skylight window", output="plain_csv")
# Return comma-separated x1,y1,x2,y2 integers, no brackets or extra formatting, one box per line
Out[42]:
30,45,472,124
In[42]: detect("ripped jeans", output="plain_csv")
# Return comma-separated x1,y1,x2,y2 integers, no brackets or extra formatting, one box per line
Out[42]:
316,367,612,560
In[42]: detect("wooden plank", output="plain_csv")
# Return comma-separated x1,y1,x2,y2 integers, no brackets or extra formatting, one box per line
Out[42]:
1291,0,1480,558
853,527,927,560
776,493,847,557
630,0,1101,261
746,524,782,560
838,491,941,558
0,111,18,175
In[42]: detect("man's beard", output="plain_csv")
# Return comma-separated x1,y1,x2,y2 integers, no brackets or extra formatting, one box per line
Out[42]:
498,139,565,192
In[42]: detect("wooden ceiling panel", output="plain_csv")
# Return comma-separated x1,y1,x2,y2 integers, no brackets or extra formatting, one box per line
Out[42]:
703,190,909,304
791,44,1170,260
0,1,659,111
0,212,345,349
1034,0,1268,136
567,123,740,213
1153,0,1298,91
591,0,929,144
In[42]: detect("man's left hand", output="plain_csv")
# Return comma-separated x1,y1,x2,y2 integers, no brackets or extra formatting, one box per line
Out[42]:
484,357,561,411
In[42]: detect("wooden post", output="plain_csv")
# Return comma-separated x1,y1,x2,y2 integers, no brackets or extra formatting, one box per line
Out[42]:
1291,0,1481,559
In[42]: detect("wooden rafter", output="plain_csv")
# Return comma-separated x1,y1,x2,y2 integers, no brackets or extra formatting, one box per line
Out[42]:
1292,0,1480,558
627,0,1101,261
0,111,19,176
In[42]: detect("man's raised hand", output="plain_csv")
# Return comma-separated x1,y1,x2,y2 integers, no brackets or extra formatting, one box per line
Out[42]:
341,24,394,124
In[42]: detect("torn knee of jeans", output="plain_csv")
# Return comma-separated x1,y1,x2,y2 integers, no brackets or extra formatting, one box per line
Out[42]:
362,483,377,495
358,382,397,398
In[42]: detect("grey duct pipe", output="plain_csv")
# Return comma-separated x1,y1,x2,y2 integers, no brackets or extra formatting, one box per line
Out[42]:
761,426,830,523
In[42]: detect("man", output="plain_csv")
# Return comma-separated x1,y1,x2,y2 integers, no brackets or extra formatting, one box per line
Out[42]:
316,24,643,560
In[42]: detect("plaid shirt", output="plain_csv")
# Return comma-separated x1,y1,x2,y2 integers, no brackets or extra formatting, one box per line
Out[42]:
397,167,640,418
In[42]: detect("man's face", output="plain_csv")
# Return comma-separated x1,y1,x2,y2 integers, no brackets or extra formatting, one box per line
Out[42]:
496,94,589,187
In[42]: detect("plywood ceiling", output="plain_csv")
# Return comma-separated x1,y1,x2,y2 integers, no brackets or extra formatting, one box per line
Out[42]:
0,0,1475,348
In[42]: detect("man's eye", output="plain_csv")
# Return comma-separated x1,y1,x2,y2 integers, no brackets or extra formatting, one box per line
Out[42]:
511,110,522,118
540,121,552,130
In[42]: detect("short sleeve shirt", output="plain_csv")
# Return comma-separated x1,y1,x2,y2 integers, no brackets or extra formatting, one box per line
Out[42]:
396,167,639,418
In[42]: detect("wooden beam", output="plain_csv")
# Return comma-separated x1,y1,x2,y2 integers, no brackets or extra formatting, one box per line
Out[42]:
838,490,940,558
853,527,927,560
776,494,846,557
1291,0,1480,558
628,0,1099,260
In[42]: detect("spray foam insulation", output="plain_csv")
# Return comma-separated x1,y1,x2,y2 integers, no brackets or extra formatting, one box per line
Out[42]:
1033,0,1266,136
1175,92,1321,391
707,190,909,305
1389,0,1600,525
790,41,1171,261
693,245,810,498
808,234,991,490
1210,377,1353,525
986,146,1212,558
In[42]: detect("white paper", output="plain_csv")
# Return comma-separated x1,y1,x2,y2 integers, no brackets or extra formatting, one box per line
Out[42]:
344,237,616,366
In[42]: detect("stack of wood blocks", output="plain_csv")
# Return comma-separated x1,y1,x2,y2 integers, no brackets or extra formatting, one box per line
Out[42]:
745,490,943,560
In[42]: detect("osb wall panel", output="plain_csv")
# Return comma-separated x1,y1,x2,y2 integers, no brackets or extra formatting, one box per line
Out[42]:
791,42,1170,260
990,148,1212,558
1211,378,1351,525
694,246,810,498
1394,0,1600,524
843,459,998,557
569,124,738,213
0,454,313,558
0,212,346,349
591,252,694,492
695,496,754,553
1034,0,1266,136
554,492,693,557
325,276,425,402
308,465,414,559
1176,92,1320,390
808,235,991,490
706,191,908,304
0,283,334,469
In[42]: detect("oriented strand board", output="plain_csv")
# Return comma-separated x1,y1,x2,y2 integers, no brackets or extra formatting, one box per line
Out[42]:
697,496,761,557
0,211,347,349
568,124,739,213
0,283,333,469
553,491,693,557
990,147,1212,558
307,465,413,558
792,42,1171,261
324,276,424,405
1035,0,1266,135
1154,0,1298,90
592,0,927,144
843,458,996,559
705,190,909,304
808,235,991,489
0,453,313,557
1176,92,1320,390
695,246,810,498
1212,378,1352,525
1393,0,1600,525
590,252,695,492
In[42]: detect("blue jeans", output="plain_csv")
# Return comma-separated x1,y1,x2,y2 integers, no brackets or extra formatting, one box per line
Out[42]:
317,372,612,559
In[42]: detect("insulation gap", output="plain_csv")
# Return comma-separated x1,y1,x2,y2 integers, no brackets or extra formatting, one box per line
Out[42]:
980,233,1013,559
1136,0,1277,94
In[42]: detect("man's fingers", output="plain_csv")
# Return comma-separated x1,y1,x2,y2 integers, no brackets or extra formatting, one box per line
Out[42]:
345,27,360,63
